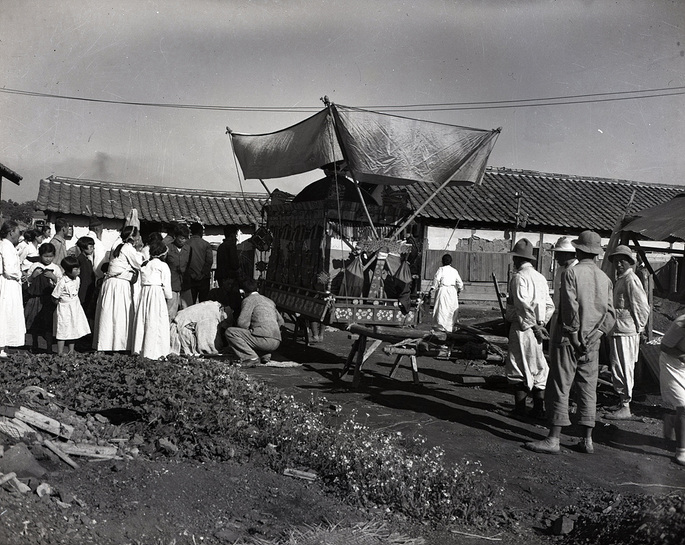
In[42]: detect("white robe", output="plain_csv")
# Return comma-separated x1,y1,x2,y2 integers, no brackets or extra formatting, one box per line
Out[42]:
0,238,26,347
431,265,464,332
505,262,555,391
132,259,172,360
94,243,143,351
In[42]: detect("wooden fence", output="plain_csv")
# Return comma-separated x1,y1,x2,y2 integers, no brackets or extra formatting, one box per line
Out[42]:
423,248,555,302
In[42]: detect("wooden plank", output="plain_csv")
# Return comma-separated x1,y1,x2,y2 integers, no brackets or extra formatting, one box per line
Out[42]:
410,355,420,385
13,406,74,439
44,440,79,469
283,468,317,481
362,339,383,364
61,443,118,458
353,335,367,388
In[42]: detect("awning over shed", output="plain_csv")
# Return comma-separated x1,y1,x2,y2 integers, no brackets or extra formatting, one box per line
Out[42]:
621,193,685,242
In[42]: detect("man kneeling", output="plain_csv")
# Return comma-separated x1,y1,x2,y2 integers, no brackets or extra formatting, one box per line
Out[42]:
225,277,283,365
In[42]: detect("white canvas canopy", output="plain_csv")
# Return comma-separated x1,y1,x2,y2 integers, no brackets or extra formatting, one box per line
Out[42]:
229,103,500,188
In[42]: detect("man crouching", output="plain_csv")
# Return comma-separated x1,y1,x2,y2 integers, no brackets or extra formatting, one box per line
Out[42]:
224,277,284,366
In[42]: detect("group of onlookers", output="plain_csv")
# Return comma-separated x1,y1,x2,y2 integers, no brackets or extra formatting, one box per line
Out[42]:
431,229,685,465
0,217,285,367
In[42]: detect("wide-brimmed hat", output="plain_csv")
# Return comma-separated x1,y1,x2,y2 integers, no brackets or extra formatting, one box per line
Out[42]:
552,236,575,253
89,216,103,229
510,238,537,262
609,245,635,264
571,230,602,255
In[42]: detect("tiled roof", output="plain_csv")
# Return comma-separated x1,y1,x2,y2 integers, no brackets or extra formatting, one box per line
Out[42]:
36,176,267,226
405,168,684,234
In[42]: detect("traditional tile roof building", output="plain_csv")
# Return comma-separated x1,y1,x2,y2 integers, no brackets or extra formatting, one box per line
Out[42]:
36,176,267,228
404,167,683,236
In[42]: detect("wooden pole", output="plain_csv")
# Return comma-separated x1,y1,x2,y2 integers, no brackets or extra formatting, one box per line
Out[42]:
328,104,379,239
390,130,500,241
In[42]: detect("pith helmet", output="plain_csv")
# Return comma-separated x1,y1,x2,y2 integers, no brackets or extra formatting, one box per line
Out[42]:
571,230,602,255
552,236,575,253
609,245,635,264
510,238,537,262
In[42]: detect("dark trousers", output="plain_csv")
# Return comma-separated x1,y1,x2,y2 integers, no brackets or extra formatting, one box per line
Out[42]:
186,278,211,305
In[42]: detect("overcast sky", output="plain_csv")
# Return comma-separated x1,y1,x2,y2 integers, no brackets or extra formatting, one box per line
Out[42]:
1,0,684,203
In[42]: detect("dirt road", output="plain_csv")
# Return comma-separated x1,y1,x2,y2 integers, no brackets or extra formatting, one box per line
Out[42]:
250,305,685,539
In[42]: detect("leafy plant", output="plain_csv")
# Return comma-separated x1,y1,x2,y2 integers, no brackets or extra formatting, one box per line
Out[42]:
0,352,500,526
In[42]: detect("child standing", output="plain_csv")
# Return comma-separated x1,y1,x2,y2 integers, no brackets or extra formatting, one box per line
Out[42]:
132,241,173,359
24,242,62,353
52,256,91,355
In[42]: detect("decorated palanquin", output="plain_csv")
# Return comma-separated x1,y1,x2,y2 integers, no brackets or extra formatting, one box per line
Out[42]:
260,177,421,327
228,100,500,328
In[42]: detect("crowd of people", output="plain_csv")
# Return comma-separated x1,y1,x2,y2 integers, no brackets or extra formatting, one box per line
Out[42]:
430,230,685,465
2,217,685,464
0,218,284,367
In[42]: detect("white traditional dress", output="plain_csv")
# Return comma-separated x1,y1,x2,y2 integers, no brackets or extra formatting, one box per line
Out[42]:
93,242,143,351
51,276,90,340
505,262,555,391
431,264,464,332
0,238,26,347
132,258,172,360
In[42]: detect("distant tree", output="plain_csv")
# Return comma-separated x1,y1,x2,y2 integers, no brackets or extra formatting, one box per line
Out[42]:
0,199,38,224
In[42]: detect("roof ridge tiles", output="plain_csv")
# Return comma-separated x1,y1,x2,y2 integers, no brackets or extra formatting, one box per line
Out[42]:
43,176,268,198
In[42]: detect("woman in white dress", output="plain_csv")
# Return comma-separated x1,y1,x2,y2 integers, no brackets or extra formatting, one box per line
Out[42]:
0,220,26,358
93,226,143,352
429,253,464,332
132,241,172,359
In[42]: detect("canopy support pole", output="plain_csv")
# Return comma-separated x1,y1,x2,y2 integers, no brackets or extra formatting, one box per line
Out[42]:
389,130,500,240
631,234,664,293
328,103,379,240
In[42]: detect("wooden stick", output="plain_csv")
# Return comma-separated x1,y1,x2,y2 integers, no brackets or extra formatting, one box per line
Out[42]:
283,468,317,481
43,440,79,469
61,443,118,458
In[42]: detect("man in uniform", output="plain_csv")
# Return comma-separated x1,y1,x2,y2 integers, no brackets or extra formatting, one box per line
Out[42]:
525,231,615,455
